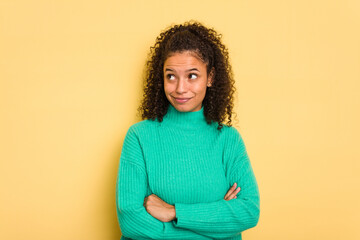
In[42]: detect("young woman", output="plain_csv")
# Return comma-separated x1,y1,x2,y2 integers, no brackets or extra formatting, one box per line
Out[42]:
116,21,260,240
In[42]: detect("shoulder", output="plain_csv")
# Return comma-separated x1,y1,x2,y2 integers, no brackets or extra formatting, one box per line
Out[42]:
125,119,160,137
121,119,159,150
219,125,246,149
220,125,242,139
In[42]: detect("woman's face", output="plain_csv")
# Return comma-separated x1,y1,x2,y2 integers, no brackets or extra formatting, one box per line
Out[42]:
163,51,213,112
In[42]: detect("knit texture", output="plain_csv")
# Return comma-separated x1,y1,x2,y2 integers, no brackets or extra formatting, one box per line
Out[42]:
116,104,260,240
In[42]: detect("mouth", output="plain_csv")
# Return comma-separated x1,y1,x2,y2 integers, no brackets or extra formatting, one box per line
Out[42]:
172,96,192,103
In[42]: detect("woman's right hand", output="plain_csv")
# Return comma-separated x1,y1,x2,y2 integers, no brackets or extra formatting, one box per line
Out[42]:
224,182,241,201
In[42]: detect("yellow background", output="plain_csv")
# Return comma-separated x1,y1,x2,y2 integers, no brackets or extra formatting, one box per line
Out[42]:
1,0,359,239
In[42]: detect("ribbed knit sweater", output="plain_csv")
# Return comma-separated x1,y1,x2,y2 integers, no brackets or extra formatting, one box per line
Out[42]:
116,104,260,240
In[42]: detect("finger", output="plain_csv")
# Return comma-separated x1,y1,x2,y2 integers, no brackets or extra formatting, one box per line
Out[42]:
228,187,241,200
224,183,237,200
226,186,241,200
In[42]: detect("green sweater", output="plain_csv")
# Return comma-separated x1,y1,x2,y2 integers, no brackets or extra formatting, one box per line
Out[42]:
116,104,260,240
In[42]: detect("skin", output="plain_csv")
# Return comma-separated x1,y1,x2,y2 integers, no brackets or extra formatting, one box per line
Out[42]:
163,51,214,112
144,50,241,222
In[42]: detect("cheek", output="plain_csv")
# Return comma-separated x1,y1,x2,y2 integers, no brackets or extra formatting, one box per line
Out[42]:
163,82,173,94
193,82,208,94
163,74,169,92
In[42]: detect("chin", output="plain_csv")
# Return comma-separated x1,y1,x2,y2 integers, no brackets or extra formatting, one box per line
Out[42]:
175,104,199,113
174,105,188,112
171,103,190,112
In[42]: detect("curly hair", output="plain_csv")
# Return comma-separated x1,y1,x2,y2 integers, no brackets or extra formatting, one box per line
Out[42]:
138,20,236,130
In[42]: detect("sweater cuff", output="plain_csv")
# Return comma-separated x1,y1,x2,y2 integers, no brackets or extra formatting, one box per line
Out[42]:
173,201,219,228
173,202,188,228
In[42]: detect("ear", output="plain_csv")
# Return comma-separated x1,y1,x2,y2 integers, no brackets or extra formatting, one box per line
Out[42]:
207,67,215,87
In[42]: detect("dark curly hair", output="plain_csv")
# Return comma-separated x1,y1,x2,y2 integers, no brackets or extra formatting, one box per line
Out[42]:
138,20,236,130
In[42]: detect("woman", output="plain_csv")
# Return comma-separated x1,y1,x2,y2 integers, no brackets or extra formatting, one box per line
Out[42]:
116,21,260,240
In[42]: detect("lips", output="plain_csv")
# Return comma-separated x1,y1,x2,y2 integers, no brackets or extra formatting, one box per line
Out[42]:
172,96,192,103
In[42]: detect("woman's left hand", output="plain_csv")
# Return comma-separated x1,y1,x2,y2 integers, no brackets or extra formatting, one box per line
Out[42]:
144,194,176,222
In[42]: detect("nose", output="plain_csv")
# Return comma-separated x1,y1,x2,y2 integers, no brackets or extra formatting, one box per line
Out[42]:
175,78,187,94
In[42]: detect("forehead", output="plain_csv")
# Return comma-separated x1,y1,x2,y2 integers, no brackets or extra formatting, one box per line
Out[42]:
164,51,206,69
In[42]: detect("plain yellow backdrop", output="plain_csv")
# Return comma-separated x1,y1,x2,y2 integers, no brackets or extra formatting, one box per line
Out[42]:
1,0,359,239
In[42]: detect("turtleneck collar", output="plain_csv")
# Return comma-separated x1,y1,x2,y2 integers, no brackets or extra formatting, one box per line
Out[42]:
161,104,210,130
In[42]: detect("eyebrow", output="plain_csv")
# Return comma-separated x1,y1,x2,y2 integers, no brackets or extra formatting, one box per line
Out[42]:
187,68,200,72
164,68,200,72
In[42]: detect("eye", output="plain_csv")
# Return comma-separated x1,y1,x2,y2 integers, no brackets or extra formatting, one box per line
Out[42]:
166,74,175,80
189,73,198,80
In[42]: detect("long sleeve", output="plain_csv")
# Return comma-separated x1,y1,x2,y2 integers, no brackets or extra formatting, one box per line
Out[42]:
116,127,212,240
172,129,260,239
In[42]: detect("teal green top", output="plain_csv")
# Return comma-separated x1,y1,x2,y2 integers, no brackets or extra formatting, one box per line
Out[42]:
116,104,260,240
